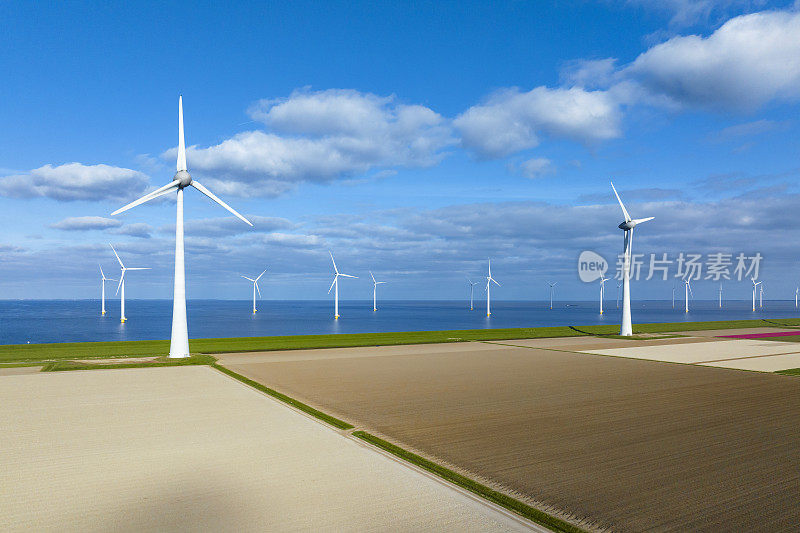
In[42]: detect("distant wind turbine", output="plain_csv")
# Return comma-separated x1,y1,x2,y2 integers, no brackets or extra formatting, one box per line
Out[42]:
328,252,357,318
683,277,692,313
612,182,654,336
99,265,117,316
111,96,252,357
759,283,764,309
719,283,723,308
485,259,500,316
370,271,387,311
599,276,609,315
547,281,557,310
242,268,267,314
110,244,149,323
467,278,478,311
751,278,762,311
795,287,798,308
672,284,676,309
616,281,621,309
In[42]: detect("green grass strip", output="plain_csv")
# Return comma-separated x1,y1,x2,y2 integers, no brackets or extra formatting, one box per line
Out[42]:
352,430,586,533
42,354,216,372
4,317,800,364
211,364,353,430
776,368,800,376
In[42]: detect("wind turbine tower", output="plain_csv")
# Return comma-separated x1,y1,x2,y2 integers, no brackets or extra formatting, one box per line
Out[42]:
683,277,692,313
328,252,357,318
485,259,500,316
467,278,478,311
370,271,387,311
111,97,253,357
751,278,761,311
547,281,557,310
242,269,267,314
99,265,116,316
110,244,149,323
612,182,654,336
599,276,608,314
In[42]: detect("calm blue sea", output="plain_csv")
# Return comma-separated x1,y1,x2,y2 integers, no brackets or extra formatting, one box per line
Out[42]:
0,299,797,345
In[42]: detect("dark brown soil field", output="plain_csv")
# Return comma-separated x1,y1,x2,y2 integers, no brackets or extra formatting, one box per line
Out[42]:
219,341,800,532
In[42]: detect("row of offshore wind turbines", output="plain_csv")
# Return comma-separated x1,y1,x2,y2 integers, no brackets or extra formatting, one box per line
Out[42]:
95,96,785,359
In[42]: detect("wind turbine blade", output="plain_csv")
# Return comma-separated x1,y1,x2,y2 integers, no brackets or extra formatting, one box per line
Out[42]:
339,273,358,279
125,267,150,271
115,270,125,295
256,269,267,281
610,181,631,222
190,181,253,226
177,96,187,172
111,180,179,216
329,251,338,274
242,276,255,282
632,216,655,225
109,244,124,268
377,281,387,285
99,265,105,279
255,281,261,298
492,278,501,287
370,271,375,283
488,259,492,278
328,276,337,294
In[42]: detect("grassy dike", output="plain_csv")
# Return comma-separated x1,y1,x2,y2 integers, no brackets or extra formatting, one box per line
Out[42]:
3,317,800,363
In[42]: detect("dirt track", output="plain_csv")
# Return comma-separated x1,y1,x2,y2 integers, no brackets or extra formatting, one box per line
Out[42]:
220,340,800,532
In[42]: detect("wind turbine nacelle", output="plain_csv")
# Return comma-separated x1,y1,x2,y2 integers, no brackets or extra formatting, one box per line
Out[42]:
175,170,192,188
618,220,636,230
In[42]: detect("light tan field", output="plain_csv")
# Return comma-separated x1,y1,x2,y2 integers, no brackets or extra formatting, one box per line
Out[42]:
0,366,535,532
218,340,800,532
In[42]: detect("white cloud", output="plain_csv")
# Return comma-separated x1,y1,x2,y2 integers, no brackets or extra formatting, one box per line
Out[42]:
0,163,149,202
454,86,622,159
625,0,767,28
173,89,454,197
50,216,122,231
624,10,800,110
112,223,153,239
513,158,555,179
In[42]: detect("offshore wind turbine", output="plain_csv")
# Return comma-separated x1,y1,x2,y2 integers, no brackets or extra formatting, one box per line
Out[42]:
242,268,267,314
99,265,117,316
795,287,798,308
467,278,478,311
612,182,654,336
111,97,252,357
547,281,557,310
485,259,500,316
328,251,357,318
370,271,387,311
672,284,676,309
751,278,761,311
599,276,609,314
110,244,149,323
616,281,621,309
719,283,723,308
683,277,693,313
759,283,764,309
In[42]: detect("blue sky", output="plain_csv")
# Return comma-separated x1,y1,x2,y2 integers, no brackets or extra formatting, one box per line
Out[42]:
2,0,800,301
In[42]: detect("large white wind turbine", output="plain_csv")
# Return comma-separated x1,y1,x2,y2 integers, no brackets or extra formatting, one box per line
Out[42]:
99,265,117,316
467,278,478,311
328,252,357,318
547,281,557,310
111,97,253,357
751,278,762,311
683,277,692,313
370,271,387,312
599,276,609,315
485,259,500,316
110,244,149,323
612,182,654,336
242,268,267,314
